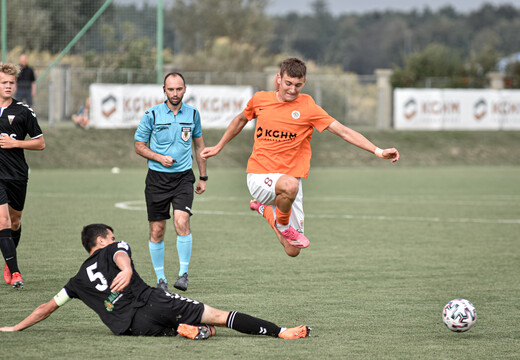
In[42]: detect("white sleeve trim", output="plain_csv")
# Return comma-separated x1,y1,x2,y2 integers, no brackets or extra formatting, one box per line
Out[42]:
112,249,128,263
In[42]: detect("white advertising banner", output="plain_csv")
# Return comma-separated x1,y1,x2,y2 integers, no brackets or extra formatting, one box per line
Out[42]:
89,84,254,129
394,89,520,130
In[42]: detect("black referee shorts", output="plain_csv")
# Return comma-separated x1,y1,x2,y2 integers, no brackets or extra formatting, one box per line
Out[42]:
128,288,205,336
145,169,195,222
0,179,27,211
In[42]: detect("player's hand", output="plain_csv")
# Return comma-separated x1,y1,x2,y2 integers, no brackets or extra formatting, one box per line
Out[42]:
110,268,132,293
0,326,16,332
195,180,206,195
0,134,17,149
382,148,400,163
159,155,175,167
200,146,219,160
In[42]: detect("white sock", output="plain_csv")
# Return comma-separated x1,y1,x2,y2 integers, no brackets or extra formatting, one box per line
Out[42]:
275,221,290,232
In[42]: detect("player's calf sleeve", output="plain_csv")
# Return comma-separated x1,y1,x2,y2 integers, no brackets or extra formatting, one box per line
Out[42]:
275,207,291,226
148,240,166,282
0,228,19,273
12,225,21,248
226,311,281,337
176,234,192,276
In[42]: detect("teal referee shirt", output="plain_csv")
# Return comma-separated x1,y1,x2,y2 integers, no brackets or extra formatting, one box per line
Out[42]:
134,101,202,173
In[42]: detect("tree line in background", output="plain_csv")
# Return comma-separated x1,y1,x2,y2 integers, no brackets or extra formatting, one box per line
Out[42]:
6,0,520,88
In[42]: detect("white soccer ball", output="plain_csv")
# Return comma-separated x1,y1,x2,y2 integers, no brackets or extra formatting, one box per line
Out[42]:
442,298,477,332
111,167,120,174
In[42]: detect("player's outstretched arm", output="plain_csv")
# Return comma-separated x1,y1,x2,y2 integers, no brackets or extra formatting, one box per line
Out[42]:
200,113,248,160
326,120,399,162
0,299,59,332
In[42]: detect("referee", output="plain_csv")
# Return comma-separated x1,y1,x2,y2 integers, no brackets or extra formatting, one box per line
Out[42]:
135,72,207,292
0,63,45,289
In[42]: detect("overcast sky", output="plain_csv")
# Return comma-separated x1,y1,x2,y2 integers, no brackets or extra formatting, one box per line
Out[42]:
265,0,516,15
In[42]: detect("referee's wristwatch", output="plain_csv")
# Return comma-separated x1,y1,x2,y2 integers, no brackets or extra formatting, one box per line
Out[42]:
199,176,208,181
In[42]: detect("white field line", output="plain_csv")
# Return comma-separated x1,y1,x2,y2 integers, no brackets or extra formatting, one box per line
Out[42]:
37,193,520,206
114,200,520,225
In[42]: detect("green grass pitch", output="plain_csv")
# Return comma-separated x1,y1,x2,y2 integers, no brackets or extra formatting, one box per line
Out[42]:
0,166,519,359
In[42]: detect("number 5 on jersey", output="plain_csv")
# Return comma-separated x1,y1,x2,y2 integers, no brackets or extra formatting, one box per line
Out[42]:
86,262,108,291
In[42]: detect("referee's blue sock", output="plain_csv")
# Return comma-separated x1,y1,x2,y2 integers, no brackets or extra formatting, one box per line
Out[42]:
149,240,166,284
176,233,192,276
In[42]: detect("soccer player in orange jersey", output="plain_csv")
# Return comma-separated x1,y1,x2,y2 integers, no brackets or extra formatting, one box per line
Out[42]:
201,58,399,257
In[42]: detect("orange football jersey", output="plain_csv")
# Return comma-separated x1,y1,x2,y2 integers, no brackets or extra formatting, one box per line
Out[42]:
243,91,335,178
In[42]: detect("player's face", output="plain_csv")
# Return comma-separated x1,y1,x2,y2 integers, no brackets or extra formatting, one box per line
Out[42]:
99,229,115,247
277,74,305,102
164,75,186,108
0,73,16,101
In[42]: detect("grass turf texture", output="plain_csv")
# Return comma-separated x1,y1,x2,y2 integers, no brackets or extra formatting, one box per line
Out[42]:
24,127,520,168
0,166,519,359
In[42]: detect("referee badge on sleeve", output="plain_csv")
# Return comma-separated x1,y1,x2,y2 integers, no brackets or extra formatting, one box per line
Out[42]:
181,127,191,141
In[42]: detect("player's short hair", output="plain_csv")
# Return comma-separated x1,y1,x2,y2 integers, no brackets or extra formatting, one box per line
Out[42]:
280,58,306,79
81,224,114,252
0,63,20,78
163,72,186,87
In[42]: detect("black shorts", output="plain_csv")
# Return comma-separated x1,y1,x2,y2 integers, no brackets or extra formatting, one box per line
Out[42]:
0,179,27,211
128,288,205,336
145,169,195,221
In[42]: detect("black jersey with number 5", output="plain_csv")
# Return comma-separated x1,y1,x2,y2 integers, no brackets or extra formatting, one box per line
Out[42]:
63,242,153,335
0,100,43,180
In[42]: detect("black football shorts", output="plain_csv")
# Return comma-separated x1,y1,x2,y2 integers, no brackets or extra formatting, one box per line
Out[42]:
145,169,195,221
0,179,27,211
128,288,205,336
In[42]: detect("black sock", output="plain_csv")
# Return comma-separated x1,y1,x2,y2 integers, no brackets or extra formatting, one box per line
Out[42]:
0,228,19,274
226,311,281,337
12,225,21,248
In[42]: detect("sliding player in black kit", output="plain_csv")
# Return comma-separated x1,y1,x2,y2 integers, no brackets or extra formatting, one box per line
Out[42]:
0,62,45,289
0,224,310,340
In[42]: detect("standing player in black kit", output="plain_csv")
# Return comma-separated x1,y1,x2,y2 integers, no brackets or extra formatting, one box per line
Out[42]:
0,63,45,289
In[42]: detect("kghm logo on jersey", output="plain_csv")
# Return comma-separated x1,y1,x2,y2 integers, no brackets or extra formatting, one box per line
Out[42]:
8,115,14,125
256,126,297,142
